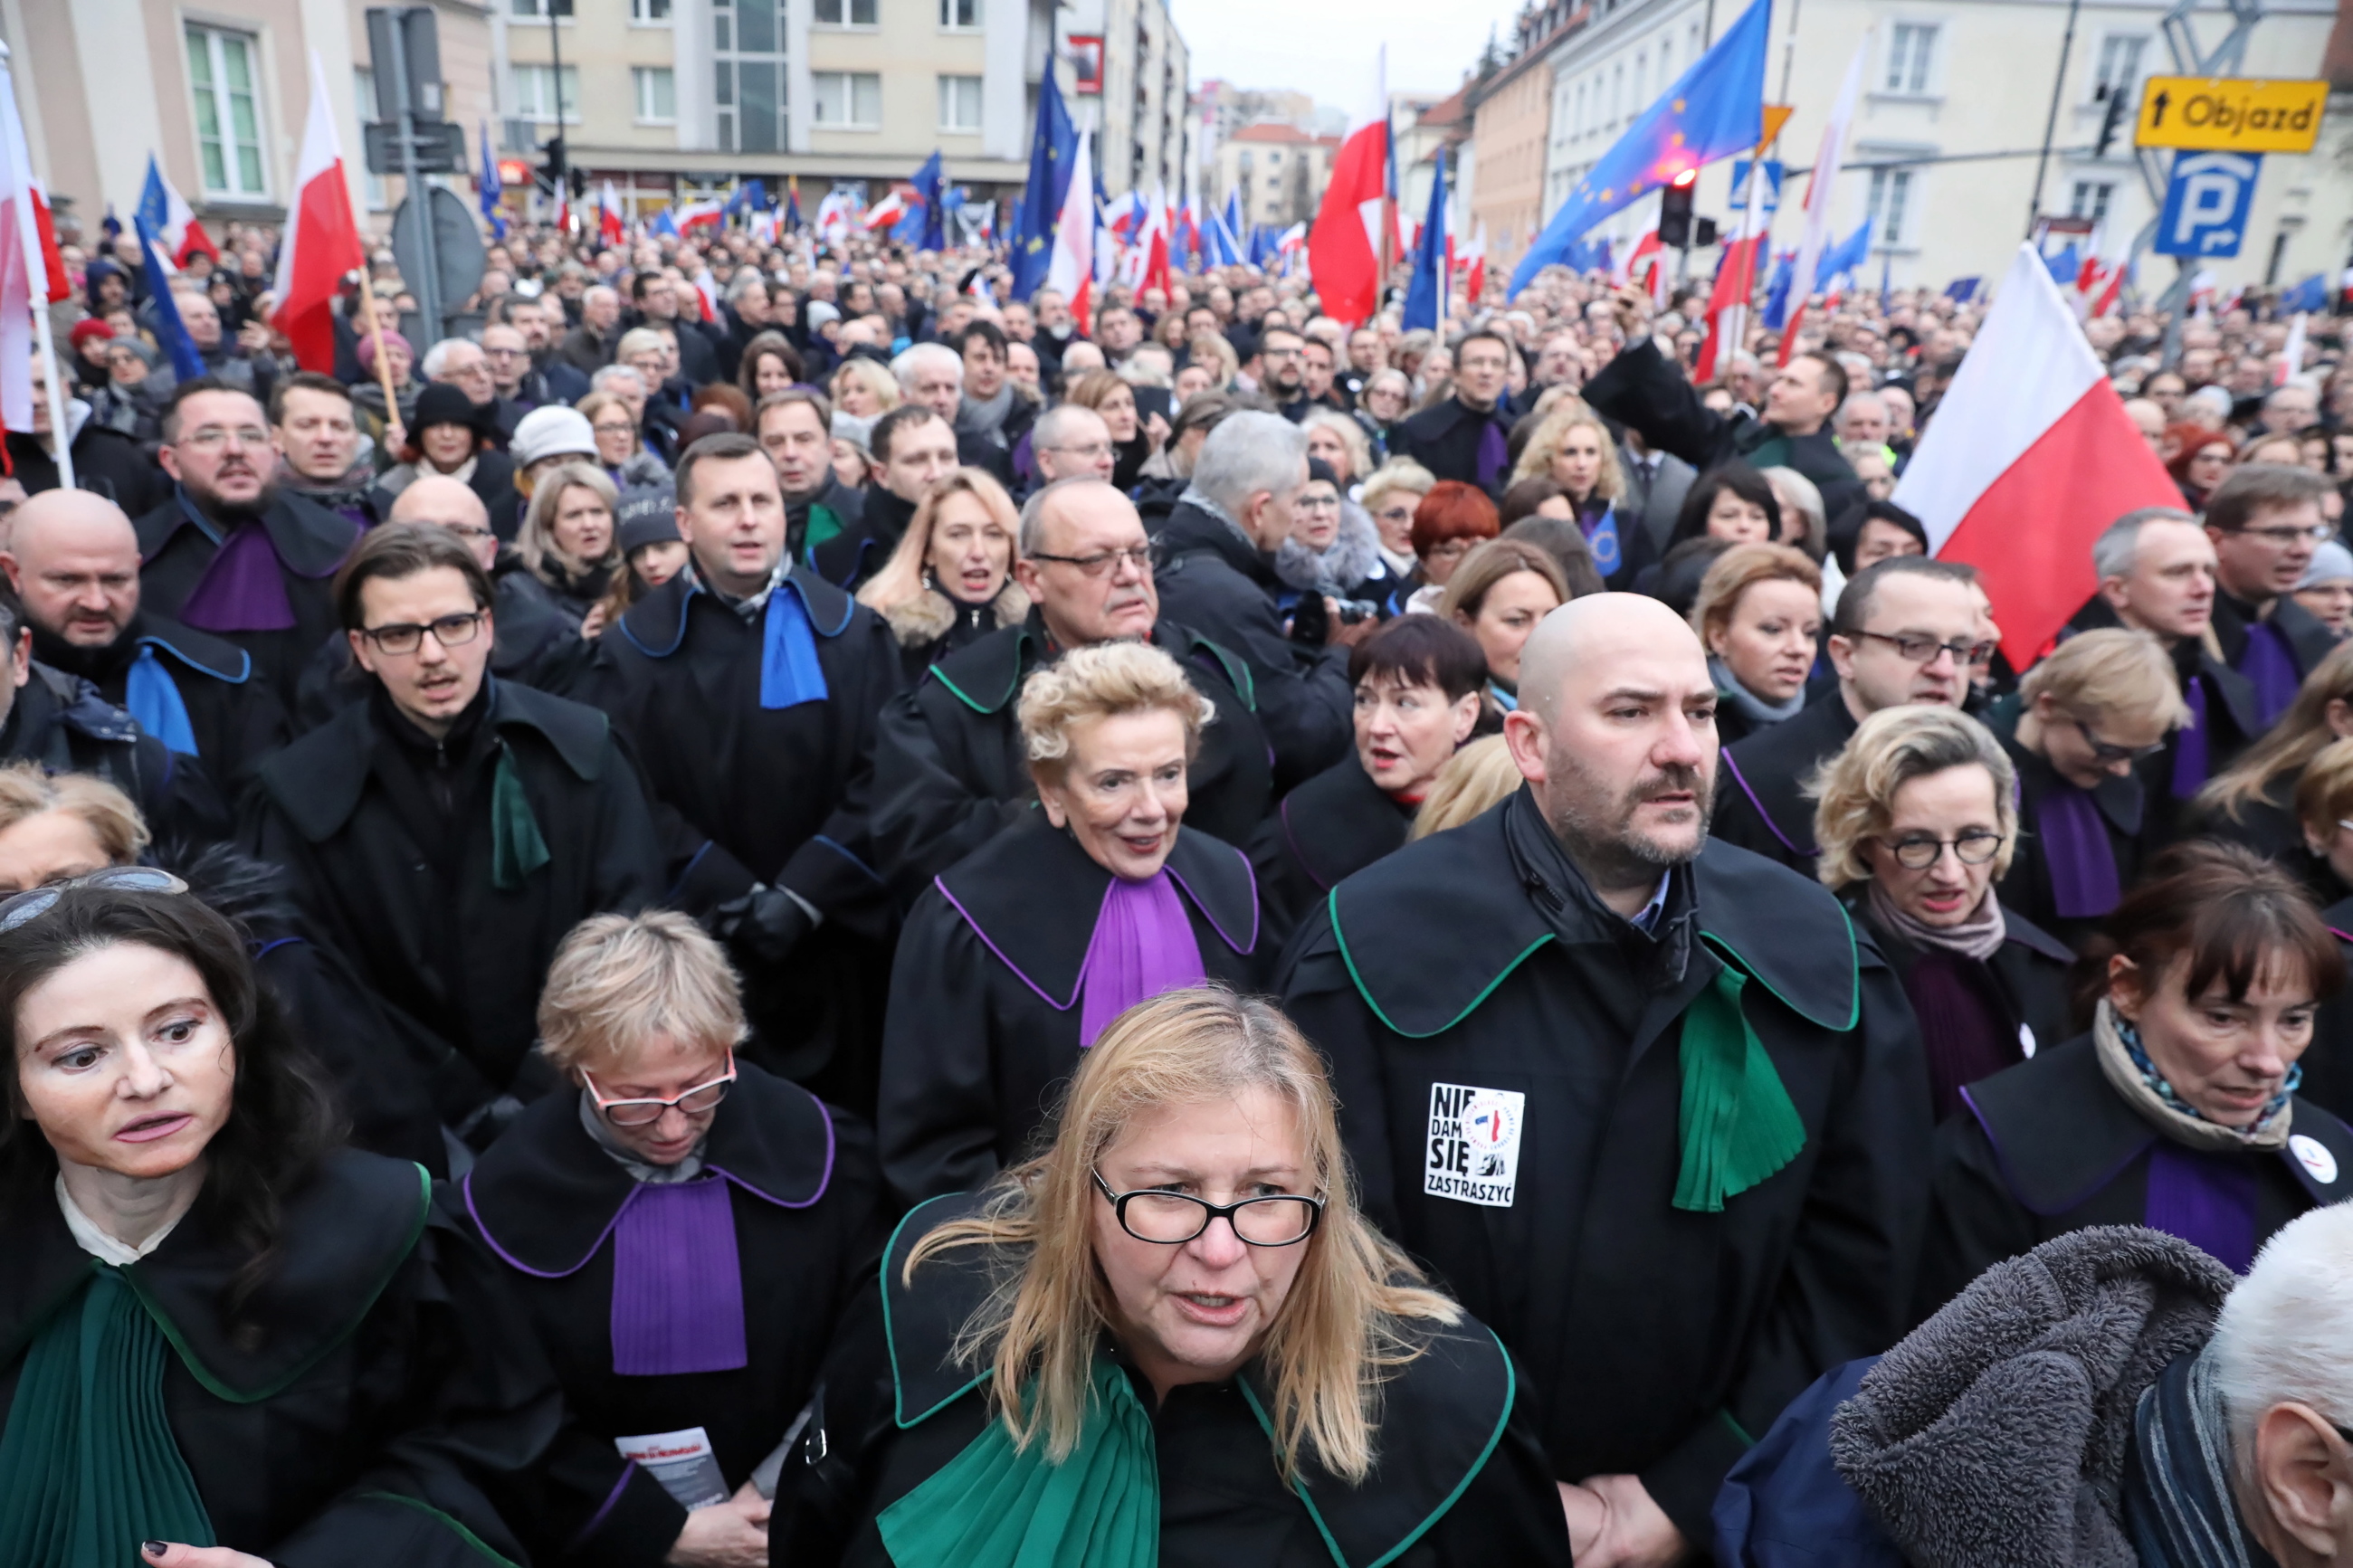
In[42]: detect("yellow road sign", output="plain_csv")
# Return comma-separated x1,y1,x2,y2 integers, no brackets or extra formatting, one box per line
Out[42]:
2135,76,2328,154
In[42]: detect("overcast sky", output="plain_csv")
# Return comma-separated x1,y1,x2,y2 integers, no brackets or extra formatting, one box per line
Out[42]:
1168,0,1528,107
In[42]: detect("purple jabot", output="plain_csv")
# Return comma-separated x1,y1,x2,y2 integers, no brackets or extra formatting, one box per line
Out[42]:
609,1177,748,1376
1901,949,2024,1125
1076,871,1207,1048
179,521,298,632
2143,1140,2261,1273
2038,779,2121,919
2238,621,2302,728
2169,677,2210,800
1474,420,1510,494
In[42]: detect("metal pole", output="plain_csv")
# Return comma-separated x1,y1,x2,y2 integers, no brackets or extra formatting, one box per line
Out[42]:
2026,0,2085,240
0,43,71,487
548,0,568,228
386,11,441,339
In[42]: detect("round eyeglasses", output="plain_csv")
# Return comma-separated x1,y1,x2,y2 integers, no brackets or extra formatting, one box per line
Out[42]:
1091,1169,1324,1247
1879,832,2005,871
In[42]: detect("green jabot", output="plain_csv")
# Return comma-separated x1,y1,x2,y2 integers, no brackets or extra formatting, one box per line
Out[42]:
804,502,846,559
1673,963,1807,1213
490,745,550,891
0,1268,214,1565
879,1357,1159,1568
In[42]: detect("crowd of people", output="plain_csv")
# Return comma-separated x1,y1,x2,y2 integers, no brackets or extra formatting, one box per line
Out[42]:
2,206,2351,1568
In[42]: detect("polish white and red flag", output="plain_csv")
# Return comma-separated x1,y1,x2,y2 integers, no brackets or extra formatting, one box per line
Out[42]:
1897,242,2184,664
272,53,366,375
1045,130,1097,337
1306,118,1388,325
1777,36,1867,367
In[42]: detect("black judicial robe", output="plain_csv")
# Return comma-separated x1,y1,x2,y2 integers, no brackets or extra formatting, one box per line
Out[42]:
822,1193,1576,1568
877,817,1267,1208
1,662,227,846
2214,589,2339,691
1917,1038,2353,1319
133,489,358,698
2141,641,2263,851
2297,896,2353,1126
587,566,901,1106
30,612,289,801
247,679,666,1131
1278,789,1930,1541
0,1151,564,1566
462,1065,882,1566
1991,724,2145,954
1247,752,1415,948
810,485,916,593
1711,691,1857,879
867,613,1274,908
1388,394,1518,496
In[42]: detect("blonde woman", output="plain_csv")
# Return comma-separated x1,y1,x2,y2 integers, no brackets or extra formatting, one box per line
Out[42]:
2193,639,2353,869
1690,543,1824,746
855,469,1031,683
1809,705,2072,1122
1408,733,1520,840
1510,403,1627,581
0,761,148,893
1361,457,1438,585
831,356,900,421
846,987,1573,1567
577,387,670,489
876,641,1266,1209
516,460,623,625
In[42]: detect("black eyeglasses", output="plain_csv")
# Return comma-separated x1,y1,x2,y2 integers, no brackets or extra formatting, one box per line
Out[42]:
2071,717,2168,765
1856,630,2000,667
0,868,189,935
1029,546,1153,579
1879,832,2005,871
1091,1169,1324,1247
359,610,487,656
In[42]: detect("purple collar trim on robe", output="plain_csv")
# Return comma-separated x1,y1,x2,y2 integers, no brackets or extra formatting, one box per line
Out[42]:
609,1176,748,1375
1473,416,1510,495
1077,871,1208,1047
2238,620,2302,728
2143,1141,2261,1274
2169,676,2211,800
2038,778,2122,919
179,518,299,632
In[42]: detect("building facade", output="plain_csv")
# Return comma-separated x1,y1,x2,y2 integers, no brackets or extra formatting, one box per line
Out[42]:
1209,122,1338,228
1467,0,1579,273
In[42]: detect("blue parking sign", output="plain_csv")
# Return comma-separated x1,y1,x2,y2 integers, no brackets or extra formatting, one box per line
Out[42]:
2155,151,2262,258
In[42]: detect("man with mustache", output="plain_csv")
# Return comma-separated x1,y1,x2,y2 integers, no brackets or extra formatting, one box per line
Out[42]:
1280,593,1928,1568
133,378,361,699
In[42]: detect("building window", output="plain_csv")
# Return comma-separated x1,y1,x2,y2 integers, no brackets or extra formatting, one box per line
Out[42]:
1866,166,1914,246
2092,35,2145,100
2070,180,2115,223
1268,149,1281,164
184,24,269,198
1885,24,1937,94
713,0,786,154
511,0,573,15
510,64,581,124
939,0,981,28
938,75,982,131
812,0,877,25
632,0,672,18
811,71,881,128
634,67,677,122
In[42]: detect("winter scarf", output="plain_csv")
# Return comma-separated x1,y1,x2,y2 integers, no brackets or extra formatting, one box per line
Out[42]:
1707,654,1806,732
1272,499,1383,594
1866,882,2007,963
2094,999,2296,1154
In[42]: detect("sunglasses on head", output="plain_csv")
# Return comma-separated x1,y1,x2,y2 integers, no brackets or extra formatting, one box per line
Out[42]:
0,868,190,936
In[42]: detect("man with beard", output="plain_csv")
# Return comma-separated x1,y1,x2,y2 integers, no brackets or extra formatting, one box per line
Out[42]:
811,404,958,590
3,489,287,799
1256,326,1313,422
134,379,361,700
1278,594,1927,1566
269,372,382,530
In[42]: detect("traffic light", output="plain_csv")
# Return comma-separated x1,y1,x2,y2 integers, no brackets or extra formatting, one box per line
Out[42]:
568,167,588,202
1659,168,1699,248
539,136,566,194
2093,82,2131,159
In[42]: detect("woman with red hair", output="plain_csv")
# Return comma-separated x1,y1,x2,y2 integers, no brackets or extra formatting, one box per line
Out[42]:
2167,424,2236,512
1404,480,1500,614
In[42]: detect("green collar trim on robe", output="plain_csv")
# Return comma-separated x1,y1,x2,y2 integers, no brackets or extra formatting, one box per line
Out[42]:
1329,883,1557,1041
881,1194,993,1429
1234,1331,1518,1568
1696,915,1862,1034
1672,958,1807,1213
927,626,1038,717
0,1267,215,1564
356,1490,524,1565
490,743,552,891
876,1355,1159,1568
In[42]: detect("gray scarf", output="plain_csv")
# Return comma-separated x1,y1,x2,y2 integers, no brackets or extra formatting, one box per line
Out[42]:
577,1088,707,1184
2093,998,2294,1154
1867,881,2007,962
955,383,1016,442
1708,655,1807,729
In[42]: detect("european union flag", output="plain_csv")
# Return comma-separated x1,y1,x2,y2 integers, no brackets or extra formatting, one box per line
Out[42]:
2279,273,2327,314
913,152,947,250
1402,148,1451,331
1761,250,1796,328
133,219,205,382
1510,0,1770,296
1815,215,1872,290
1011,52,1076,301
478,122,507,241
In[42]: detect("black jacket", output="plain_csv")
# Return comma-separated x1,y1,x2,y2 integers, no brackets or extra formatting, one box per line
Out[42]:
30,611,289,803
819,1192,1577,1568
1388,394,1518,496
792,472,870,565
134,488,360,699
2308,895,2353,1125
247,679,666,1131
0,1151,567,1566
1247,751,1414,950
1585,337,1865,522
1,660,226,845
866,613,1275,908
1278,790,1929,1541
877,816,1268,1208
5,423,168,517
1150,499,1355,787
811,484,917,592
2213,587,2339,702
2144,635,2265,851
463,1065,883,1566
1917,1036,2353,1318
1990,717,2145,954
1713,690,1857,878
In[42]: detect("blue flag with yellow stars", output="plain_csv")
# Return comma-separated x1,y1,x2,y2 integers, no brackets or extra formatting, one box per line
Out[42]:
1010,52,1075,300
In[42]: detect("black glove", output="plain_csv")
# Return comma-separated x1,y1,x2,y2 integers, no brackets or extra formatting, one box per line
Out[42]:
1287,590,1329,648
707,884,816,966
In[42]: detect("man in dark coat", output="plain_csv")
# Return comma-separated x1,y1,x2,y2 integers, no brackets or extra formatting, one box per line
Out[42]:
2202,464,2340,727
3,489,287,803
246,523,666,1149
630,271,724,386
1716,556,1985,878
134,379,360,700
949,320,1037,467
268,372,384,531
810,404,958,590
756,388,867,564
1387,328,1519,494
868,476,1276,906
1586,285,1864,523
8,347,167,517
895,340,1015,483
1278,594,1929,1557
585,432,902,1113
1148,410,1356,789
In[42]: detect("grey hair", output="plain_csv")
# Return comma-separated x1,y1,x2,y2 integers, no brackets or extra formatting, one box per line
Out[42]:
1838,391,1889,424
1016,474,1113,556
891,341,963,394
2091,506,2197,582
1188,411,1309,518
591,364,648,397
583,284,619,309
2208,1204,2353,1473
1809,705,2020,890
420,337,482,379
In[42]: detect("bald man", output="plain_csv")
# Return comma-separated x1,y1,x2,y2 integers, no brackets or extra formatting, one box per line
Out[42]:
289,474,594,732
1,487,282,803
1279,594,1928,1564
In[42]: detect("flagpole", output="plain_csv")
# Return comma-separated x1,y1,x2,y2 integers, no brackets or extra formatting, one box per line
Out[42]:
0,44,67,486
352,264,403,442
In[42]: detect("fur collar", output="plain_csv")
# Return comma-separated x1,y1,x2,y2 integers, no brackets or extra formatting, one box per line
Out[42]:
881,581,1030,649
1274,498,1384,592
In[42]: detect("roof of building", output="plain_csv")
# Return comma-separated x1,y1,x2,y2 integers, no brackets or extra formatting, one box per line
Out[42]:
1417,85,1471,128
1229,123,1316,144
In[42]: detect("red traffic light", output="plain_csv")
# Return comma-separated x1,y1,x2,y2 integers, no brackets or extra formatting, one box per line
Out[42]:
1672,168,1699,188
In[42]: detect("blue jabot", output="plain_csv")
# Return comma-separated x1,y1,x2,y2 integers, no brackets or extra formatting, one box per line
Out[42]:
760,581,829,709
125,646,199,755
